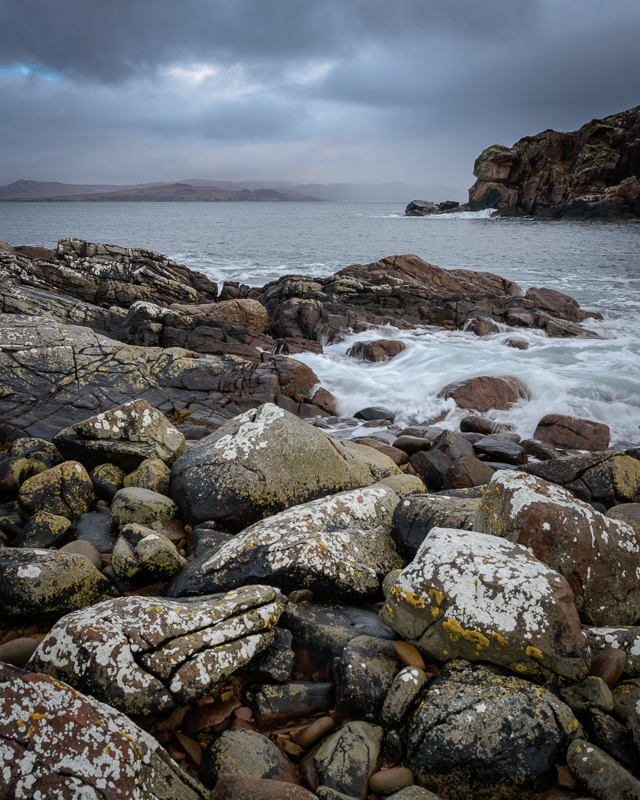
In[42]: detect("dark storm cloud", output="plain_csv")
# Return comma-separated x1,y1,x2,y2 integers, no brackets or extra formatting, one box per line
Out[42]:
0,0,639,187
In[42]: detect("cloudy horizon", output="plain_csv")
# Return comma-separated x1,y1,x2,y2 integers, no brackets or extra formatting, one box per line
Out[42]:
1,0,639,190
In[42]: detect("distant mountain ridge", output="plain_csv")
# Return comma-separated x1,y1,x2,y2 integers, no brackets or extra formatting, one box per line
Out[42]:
0,178,465,203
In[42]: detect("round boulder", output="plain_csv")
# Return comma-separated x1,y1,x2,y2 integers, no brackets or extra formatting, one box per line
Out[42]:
438,375,529,412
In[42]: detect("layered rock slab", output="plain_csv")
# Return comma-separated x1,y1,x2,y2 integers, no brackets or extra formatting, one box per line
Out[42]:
28,586,286,715
0,662,207,800
380,527,589,681
169,403,401,530
167,485,404,600
474,470,640,625
405,660,582,800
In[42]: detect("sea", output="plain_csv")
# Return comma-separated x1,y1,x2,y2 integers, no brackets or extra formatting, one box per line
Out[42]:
2,201,640,448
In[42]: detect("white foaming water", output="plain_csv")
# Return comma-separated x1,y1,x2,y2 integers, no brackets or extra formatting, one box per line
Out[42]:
2,201,639,445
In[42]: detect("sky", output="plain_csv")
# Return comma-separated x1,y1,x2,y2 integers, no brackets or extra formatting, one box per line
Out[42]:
1,0,639,190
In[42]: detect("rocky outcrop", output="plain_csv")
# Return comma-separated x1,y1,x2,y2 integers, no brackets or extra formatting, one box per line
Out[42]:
468,104,640,219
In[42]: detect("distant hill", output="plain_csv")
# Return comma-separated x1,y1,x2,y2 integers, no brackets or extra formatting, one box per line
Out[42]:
4,183,325,203
0,179,111,199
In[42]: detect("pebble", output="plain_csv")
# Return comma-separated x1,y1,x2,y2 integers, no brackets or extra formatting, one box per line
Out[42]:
589,648,626,686
0,637,39,668
393,641,426,670
369,766,414,795
289,589,314,603
59,540,102,570
295,716,335,749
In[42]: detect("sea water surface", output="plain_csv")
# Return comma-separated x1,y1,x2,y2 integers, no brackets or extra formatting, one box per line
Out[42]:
2,201,640,447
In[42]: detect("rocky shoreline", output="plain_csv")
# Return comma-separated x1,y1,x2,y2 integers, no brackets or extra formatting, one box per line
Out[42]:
2,237,640,800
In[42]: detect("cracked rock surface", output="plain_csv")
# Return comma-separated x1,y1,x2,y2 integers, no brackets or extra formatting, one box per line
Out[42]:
28,586,286,716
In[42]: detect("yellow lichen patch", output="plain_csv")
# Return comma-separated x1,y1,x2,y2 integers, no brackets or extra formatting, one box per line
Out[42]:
442,618,490,650
526,645,544,661
491,632,508,646
392,586,425,608
431,606,441,618
428,588,444,605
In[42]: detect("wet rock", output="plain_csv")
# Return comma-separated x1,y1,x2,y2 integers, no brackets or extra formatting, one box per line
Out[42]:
460,415,516,435
28,586,286,715
585,631,637,678
53,399,186,472
474,470,640,625
10,437,62,468
210,774,317,800
524,450,640,507
203,729,298,787
369,767,414,795
410,429,496,491
0,548,114,617
0,637,39,668
588,647,628,685
169,404,400,530
392,436,432,457
347,339,406,362
70,511,119,553
0,662,207,800
336,635,401,720
359,437,408,466
123,457,171,494
90,462,126,500
504,337,529,350
472,434,527,465
406,660,582,800
580,708,637,771
166,485,404,600
59,540,103,570
252,682,335,728
391,493,480,558
438,375,529,412
377,473,426,499
567,739,640,800
534,414,611,451
18,460,96,520
522,438,562,460
355,406,396,422
381,666,430,729
111,523,186,581
560,677,613,714
10,509,70,548
314,720,384,800
278,601,398,680
111,486,178,525
380,527,589,682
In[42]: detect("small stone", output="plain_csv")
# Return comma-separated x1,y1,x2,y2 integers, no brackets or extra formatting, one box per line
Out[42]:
393,641,426,670
124,458,171,494
560,676,614,714
111,487,178,526
90,463,126,500
295,717,335,750
369,767,414,795
0,637,39,668
355,406,395,422
59,540,102,570
589,648,627,686
567,739,640,800
289,590,314,603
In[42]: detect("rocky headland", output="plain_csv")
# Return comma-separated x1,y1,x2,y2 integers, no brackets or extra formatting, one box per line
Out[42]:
2,236,640,800
407,104,640,219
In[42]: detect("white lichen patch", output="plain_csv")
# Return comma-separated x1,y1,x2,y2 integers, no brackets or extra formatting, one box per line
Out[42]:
212,403,285,461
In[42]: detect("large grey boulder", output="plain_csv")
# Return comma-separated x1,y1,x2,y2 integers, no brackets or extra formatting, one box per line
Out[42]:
169,403,401,530
53,399,185,472
380,527,589,682
0,662,207,800
0,548,114,617
28,586,286,716
474,469,640,625
166,485,404,600
405,660,582,800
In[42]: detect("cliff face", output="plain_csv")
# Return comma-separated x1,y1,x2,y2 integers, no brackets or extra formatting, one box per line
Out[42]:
468,105,640,219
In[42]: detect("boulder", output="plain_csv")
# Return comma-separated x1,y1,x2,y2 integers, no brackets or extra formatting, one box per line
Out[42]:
0,662,207,800
10,437,62,468
472,434,527,465
474,470,640,625
409,429,495,491
0,457,47,496
347,339,407,362
607,502,640,538
567,740,640,800
0,548,114,617
203,729,297,787
123,457,171,493
391,494,480,558
90,462,126,499
313,721,384,800
524,450,640,507
376,473,426,499
336,635,401,721
18,461,96,520
60,540,103,570
438,375,529,412
355,406,396,422
28,586,286,715
585,627,640,678
166,485,404,600
533,414,611,451
111,523,186,581
380,527,589,682
10,509,70,548
169,403,400,531
460,415,516,435
111,486,178,526
252,682,335,728
278,601,398,680
405,660,582,800
53,399,186,472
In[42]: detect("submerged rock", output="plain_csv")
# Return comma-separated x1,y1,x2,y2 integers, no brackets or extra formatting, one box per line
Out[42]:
380,527,589,682
533,413,611,451
166,485,404,600
438,374,529,413
0,662,207,800
29,586,286,715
